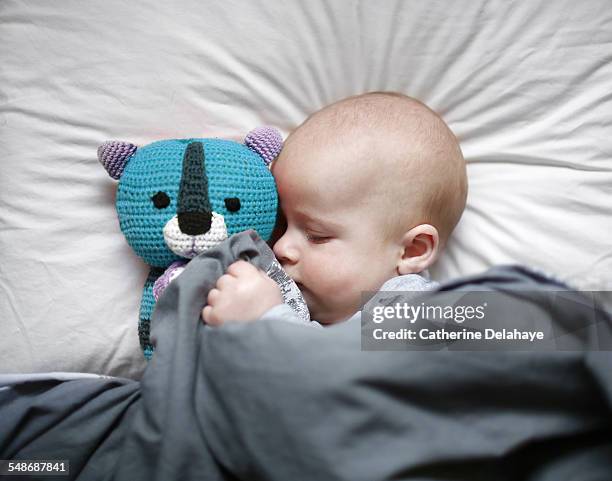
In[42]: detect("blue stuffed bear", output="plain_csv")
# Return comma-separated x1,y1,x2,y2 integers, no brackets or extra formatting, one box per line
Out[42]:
98,127,300,359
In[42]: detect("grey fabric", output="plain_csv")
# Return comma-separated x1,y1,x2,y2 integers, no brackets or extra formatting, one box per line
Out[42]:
341,273,441,325
259,302,321,327
0,375,140,479
380,272,440,291
1,230,611,481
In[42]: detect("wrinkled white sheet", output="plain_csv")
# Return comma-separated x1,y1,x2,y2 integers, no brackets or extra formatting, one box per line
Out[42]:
1,0,611,378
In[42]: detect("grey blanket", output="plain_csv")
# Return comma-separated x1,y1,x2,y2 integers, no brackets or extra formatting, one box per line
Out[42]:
1,230,611,481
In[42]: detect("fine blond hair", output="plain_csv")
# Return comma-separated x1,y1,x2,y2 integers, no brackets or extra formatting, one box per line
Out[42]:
282,91,467,249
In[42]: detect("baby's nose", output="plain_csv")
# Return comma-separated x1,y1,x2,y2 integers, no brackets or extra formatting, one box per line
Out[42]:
273,233,299,265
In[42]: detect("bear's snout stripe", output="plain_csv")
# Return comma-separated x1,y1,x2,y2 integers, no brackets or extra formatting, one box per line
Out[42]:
177,141,213,235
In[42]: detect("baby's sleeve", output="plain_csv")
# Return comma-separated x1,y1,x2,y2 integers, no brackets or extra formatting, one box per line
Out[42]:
258,304,323,328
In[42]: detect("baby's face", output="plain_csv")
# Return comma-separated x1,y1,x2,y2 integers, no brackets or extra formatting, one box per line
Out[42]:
271,150,399,324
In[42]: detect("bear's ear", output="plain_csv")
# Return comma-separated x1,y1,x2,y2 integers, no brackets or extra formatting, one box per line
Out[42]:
97,141,138,180
244,126,283,166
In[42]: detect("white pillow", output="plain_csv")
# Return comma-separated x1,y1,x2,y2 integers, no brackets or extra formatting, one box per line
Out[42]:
1,0,610,378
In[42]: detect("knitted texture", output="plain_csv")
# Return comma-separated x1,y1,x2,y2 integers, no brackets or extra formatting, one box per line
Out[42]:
139,266,165,360
163,212,228,258
114,138,278,267
245,126,283,166
177,141,212,234
101,133,281,359
97,141,137,180
153,260,187,301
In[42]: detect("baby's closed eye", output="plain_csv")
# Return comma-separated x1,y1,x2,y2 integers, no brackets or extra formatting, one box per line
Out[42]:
305,231,332,244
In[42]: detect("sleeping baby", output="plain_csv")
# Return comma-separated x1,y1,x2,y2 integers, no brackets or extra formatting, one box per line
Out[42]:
201,91,467,326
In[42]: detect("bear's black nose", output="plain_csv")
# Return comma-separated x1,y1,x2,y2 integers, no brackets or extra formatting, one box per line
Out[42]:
178,211,212,236
177,141,213,236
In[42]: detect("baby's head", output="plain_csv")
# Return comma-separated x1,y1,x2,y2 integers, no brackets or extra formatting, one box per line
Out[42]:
271,92,466,324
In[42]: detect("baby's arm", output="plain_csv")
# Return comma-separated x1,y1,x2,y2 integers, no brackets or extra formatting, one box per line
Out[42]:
201,260,284,326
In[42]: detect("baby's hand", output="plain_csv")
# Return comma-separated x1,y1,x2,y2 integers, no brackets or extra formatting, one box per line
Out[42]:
202,260,283,326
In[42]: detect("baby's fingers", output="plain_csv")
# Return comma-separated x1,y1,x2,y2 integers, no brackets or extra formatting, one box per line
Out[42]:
207,288,220,306
227,260,258,277
202,305,213,324
216,274,235,290
202,305,223,326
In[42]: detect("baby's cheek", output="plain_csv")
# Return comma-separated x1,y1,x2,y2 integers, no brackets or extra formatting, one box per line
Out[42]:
314,257,358,294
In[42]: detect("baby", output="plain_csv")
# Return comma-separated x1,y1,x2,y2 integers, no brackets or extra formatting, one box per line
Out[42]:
202,92,467,326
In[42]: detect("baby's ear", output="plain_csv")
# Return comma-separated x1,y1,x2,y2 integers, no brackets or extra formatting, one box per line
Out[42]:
97,141,137,180
244,126,283,166
396,224,440,275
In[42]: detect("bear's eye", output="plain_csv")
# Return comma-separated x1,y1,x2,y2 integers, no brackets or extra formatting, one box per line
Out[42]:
151,191,171,209
224,197,241,212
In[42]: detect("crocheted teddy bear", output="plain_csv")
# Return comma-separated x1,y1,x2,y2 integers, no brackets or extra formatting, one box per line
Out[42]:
98,127,308,359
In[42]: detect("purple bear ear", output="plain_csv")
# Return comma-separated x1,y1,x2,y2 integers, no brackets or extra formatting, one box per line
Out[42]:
244,126,283,166
97,141,137,180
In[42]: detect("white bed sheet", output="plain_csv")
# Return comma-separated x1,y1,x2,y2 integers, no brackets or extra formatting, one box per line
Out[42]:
1,0,610,378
